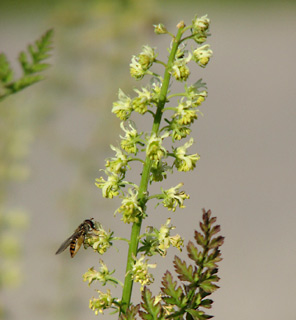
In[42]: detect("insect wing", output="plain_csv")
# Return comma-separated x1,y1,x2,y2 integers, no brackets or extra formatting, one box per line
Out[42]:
70,235,84,258
55,234,76,255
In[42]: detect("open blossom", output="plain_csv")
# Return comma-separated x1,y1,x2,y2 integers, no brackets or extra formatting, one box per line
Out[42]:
185,83,208,107
146,132,169,161
192,15,210,31
191,15,210,44
172,99,198,126
131,255,156,289
157,218,184,255
154,23,167,34
83,260,113,286
161,183,190,212
193,44,213,67
89,289,114,315
138,45,157,70
130,45,157,79
132,87,153,114
174,138,200,171
120,121,142,155
112,89,133,120
167,119,191,141
87,225,113,255
116,188,143,224
105,145,129,174
171,52,192,82
95,171,122,198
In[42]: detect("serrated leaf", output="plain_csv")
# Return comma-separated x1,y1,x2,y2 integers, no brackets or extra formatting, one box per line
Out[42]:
18,52,30,73
186,309,213,320
119,304,140,320
202,260,217,269
192,79,207,90
0,53,14,83
187,241,203,265
140,287,163,320
11,75,43,91
202,208,211,223
199,299,213,309
208,217,217,227
30,63,51,73
199,280,219,293
209,225,220,237
174,256,197,282
208,236,224,249
204,250,222,269
199,221,208,234
194,231,206,246
161,271,185,308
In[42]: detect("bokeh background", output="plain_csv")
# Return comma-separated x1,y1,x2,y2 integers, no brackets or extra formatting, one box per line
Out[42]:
1,0,296,319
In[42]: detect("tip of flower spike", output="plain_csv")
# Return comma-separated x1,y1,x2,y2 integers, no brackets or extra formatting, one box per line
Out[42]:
177,21,186,29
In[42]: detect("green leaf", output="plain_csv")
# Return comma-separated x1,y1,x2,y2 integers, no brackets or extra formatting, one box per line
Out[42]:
174,256,197,282
119,304,140,320
161,271,186,308
194,231,206,246
11,75,43,92
209,225,220,237
140,287,164,320
186,309,213,320
208,236,224,249
187,241,203,265
208,216,217,227
0,53,14,83
19,29,54,76
199,299,213,309
199,280,219,293
1,29,53,101
199,221,208,234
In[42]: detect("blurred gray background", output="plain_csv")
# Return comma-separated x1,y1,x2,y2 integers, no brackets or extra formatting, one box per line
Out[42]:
1,0,296,319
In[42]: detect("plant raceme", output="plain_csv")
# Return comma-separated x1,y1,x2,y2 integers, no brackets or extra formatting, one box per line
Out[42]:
81,15,223,319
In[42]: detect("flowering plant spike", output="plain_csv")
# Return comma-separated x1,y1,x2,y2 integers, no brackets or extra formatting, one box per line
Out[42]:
79,15,223,319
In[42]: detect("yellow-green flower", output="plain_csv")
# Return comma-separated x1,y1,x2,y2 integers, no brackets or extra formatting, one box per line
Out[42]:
120,121,142,155
87,225,113,255
193,44,213,67
192,15,210,32
156,218,183,255
169,234,184,251
105,145,129,174
167,119,191,141
150,160,170,182
146,132,169,161
161,183,190,212
191,15,210,44
95,172,122,198
89,289,114,315
171,53,191,82
154,23,167,34
130,45,157,79
116,188,143,224
138,45,157,70
132,87,153,114
174,138,200,172
131,254,156,289
112,89,133,120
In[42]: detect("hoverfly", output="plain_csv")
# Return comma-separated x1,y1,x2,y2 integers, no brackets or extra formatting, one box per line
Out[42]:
55,219,95,258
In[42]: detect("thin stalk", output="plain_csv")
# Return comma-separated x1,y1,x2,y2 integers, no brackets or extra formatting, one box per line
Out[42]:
120,24,184,315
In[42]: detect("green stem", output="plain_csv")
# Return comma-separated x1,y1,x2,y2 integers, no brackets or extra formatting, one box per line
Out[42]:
120,24,184,315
